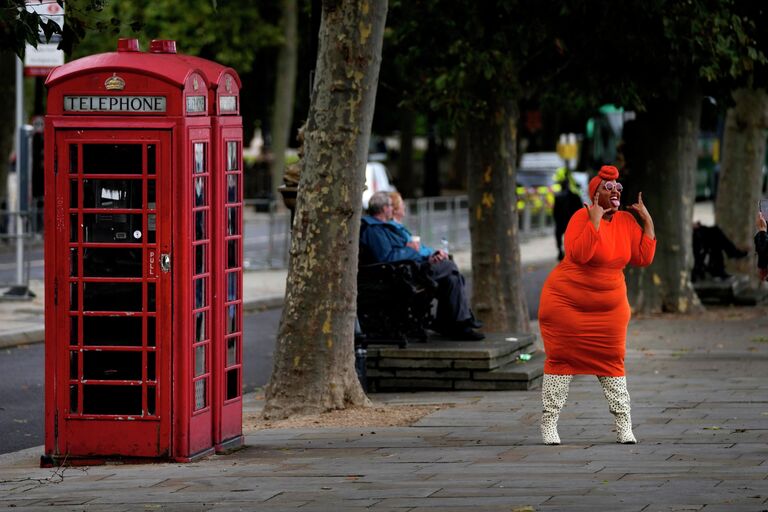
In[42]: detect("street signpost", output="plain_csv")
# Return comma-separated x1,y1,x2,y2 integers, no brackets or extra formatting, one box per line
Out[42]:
7,1,64,298
23,1,65,77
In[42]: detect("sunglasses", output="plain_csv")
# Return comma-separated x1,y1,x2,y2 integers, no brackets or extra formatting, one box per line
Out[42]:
603,181,623,192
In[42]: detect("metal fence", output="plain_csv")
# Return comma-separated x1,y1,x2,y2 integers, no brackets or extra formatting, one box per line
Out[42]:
242,199,292,271
0,201,292,284
0,197,552,294
242,195,553,270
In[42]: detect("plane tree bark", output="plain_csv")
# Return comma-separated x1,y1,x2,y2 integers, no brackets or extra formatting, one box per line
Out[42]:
466,99,529,331
624,86,704,313
263,0,387,419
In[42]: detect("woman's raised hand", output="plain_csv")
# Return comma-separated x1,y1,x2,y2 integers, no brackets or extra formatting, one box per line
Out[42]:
757,211,767,232
627,192,655,239
586,193,604,229
627,192,650,222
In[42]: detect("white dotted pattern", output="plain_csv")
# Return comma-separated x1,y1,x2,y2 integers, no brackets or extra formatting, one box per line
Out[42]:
540,374,573,445
598,375,637,444
540,374,637,445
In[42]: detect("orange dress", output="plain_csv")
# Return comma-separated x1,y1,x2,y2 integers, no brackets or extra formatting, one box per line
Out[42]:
538,208,656,376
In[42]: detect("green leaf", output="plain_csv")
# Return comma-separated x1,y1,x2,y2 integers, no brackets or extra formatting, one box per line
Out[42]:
435,74,448,91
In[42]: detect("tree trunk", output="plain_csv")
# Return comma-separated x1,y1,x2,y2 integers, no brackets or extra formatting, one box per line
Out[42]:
467,100,529,332
263,0,387,420
0,51,16,200
269,0,299,201
625,84,703,313
714,87,768,281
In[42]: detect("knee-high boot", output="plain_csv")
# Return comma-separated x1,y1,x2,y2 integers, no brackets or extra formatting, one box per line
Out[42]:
598,376,637,444
541,374,573,445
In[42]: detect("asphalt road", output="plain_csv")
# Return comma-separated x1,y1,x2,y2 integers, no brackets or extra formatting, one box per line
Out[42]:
0,307,284,456
0,261,555,456
0,342,44,456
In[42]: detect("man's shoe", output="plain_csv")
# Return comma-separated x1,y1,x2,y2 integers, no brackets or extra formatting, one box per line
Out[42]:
732,249,748,259
466,317,483,329
449,327,485,341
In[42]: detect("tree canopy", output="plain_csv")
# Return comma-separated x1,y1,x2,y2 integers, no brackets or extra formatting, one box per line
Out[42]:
70,0,282,73
388,0,765,131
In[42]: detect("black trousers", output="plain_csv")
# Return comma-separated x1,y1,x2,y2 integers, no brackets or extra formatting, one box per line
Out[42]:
553,191,582,260
692,225,745,279
428,259,471,330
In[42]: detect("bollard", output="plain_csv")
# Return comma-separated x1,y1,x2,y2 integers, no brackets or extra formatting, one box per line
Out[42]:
355,346,368,392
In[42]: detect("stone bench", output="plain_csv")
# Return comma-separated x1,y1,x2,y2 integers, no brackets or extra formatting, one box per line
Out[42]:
693,274,767,306
362,332,544,392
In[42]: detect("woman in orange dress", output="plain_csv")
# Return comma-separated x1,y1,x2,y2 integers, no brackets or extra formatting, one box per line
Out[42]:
538,165,656,445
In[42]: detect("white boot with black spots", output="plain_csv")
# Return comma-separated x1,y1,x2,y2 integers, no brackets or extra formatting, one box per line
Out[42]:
540,374,573,445
598,375,637,444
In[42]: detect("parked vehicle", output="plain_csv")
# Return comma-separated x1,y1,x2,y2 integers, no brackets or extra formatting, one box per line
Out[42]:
517,152,565,188
518,152,588,202
362,161,396,209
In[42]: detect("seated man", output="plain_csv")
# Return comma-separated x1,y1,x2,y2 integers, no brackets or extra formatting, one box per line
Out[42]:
360,191,484,341
692,222,748,281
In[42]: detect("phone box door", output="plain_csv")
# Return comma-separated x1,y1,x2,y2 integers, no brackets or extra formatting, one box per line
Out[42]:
50,129,172,458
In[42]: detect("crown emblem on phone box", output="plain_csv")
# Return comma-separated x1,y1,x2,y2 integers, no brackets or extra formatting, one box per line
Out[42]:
105,74,126,91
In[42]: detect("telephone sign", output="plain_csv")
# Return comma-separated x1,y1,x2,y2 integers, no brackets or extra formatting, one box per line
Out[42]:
63,96,168,113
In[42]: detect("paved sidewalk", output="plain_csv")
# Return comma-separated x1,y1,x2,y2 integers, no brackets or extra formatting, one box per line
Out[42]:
4,201,768,510
1,304,766,510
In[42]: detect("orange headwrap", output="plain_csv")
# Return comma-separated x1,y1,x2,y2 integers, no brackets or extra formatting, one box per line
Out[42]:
589,165,620,200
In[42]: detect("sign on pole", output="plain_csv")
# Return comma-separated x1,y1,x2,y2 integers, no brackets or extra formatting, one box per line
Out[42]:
23,1,65,77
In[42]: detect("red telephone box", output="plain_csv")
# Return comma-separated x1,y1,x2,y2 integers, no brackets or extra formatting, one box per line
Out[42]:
42,39,242,464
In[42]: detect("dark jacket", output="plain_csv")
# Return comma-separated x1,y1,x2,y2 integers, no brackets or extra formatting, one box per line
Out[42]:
388,220,434,257
756,230,768,270
360,215,425,265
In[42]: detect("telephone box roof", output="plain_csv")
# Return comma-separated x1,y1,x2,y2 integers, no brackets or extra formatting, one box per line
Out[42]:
46,43,210,89
176,55,242,89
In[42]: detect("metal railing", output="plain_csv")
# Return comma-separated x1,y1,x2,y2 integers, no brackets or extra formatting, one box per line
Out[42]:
403,196,470,253
242,199,292,270
242,195,553,270
0,198,552,278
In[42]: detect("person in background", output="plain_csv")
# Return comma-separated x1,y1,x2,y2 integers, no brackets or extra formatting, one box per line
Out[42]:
388,192,434,258
691,222,748,281
756,212,768,281
389,192,468,305
552,166,583,261
360,191,483,341
538,165,656,445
